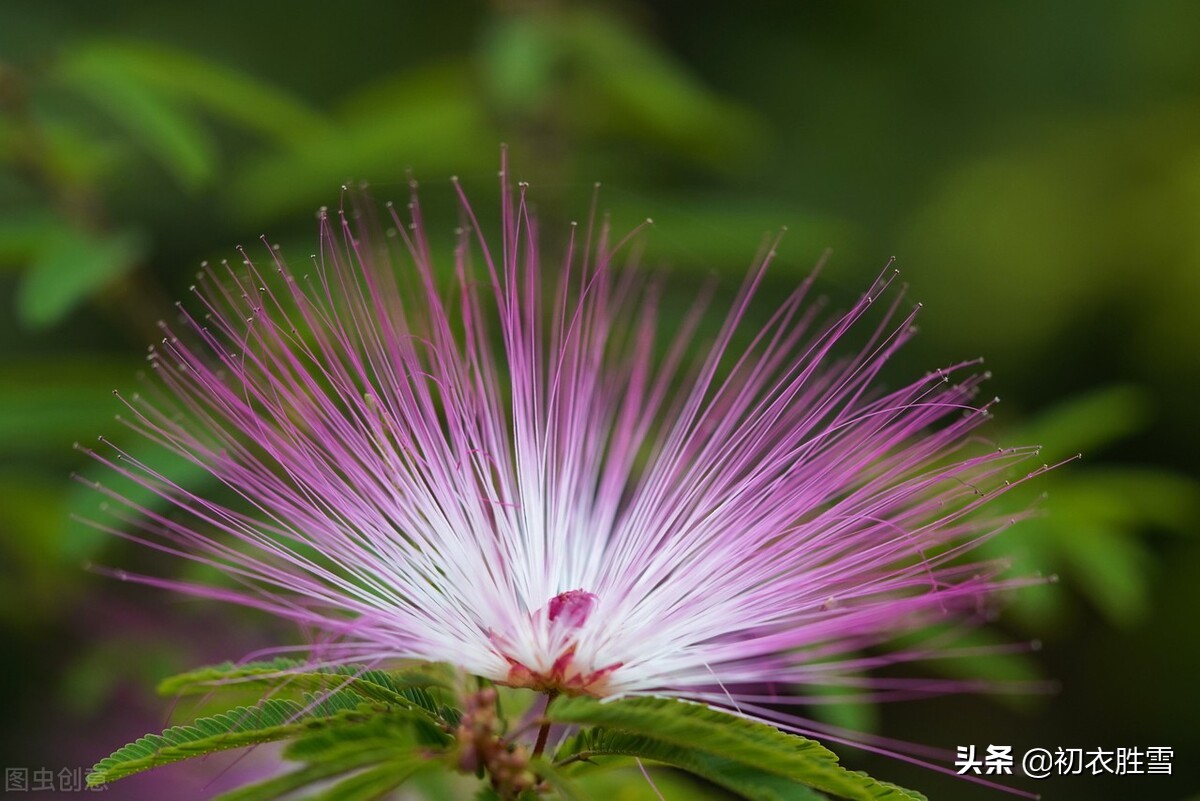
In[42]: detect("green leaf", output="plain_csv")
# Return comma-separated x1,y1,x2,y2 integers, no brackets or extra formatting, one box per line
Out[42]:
563,730,827,801
65,436,216,563
282,706,436,761
64,41,328,145
600,192,853,275
0,210,66,268
214,757,385,801
482,14,562,114
17,226,145,328
36,114,125,184
806,686,880,737
87,695,404,787
228,63,493,220
158,659,458,724
0,471,72,622
561,8,765,167
57,55,217,190
1071,467,1200,532
309,755,438,801
549,696,924,801
0,359,133,453
530,757,591,801
1055,520,1151,626
215,719,441,801
1007,384,1151,462
571,762,734,801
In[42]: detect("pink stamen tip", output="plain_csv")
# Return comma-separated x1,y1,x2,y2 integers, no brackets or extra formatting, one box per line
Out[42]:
547,589,598,628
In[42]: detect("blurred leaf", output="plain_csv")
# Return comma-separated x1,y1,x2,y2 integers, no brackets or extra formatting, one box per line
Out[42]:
0,210,64,268
480,7,766,169
483,14,563,114
65,41,329,146
0,359,131,452
37,114,126,184
64,434,217,563
897,625,1044,712
806,685,880,737
562,8,766,167
602,191,853,273
565,732,829,801
983,386,1199,628
0,471,70,621
230,63,492,221
571,761,731,800
1006,384,1150,461
531,758,591,801
214,756,396,801
17,225,145,328
0,116,16,159
295,755,437,801
899,149,1107,356
57,52,217,189
61,638,182,715
1054,520,1152,627
880,621,1047,716
1071,466,1200,531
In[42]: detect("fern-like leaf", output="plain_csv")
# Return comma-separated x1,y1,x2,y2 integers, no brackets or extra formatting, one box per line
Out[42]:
159,660,461,727
549,696,926,801
87,693,433,787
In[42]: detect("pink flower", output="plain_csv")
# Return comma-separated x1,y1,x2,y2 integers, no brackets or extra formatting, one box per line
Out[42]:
85,156,1047,747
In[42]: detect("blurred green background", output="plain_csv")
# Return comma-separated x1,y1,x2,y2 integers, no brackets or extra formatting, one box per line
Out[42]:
1,1,1197,799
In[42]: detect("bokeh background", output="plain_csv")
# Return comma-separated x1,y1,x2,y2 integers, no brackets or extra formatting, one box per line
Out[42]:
1,1,1198,799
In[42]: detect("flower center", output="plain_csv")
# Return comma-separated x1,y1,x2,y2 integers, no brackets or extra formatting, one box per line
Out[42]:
495,589,622,696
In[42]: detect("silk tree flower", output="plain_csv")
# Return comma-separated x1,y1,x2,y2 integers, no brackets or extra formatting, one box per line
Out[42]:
84,163,1049,769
